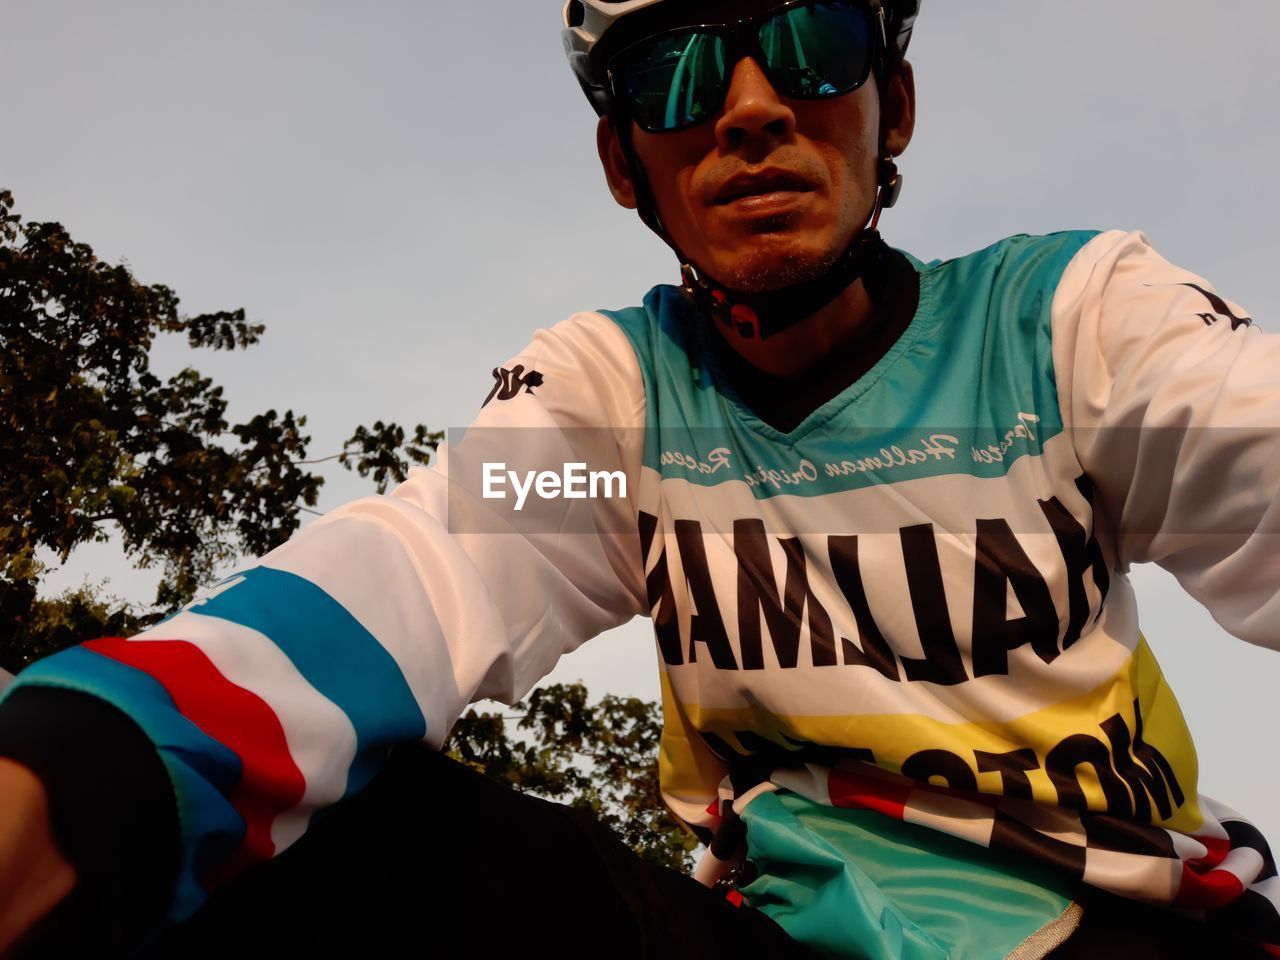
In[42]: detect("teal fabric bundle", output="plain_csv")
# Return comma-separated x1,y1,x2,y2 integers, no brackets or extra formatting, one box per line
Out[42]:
740,790,1079,960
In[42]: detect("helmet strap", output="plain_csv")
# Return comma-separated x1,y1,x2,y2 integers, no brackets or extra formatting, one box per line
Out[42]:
677,225,889,341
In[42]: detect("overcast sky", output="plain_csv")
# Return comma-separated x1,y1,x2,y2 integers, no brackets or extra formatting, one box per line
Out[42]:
4,1,1279,839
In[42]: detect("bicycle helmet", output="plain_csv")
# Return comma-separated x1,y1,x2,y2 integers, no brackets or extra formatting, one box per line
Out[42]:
563,0,920,119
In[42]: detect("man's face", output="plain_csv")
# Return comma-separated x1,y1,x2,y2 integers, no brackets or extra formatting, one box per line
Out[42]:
600,54,915,294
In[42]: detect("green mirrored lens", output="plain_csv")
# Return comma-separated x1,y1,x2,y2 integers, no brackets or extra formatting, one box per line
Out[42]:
617,31,727,132
759,2,870,98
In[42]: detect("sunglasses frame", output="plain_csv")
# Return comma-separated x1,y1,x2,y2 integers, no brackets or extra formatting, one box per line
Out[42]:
605,0,888,134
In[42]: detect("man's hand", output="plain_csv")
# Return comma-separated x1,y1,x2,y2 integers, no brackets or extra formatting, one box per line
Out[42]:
0,758,76,955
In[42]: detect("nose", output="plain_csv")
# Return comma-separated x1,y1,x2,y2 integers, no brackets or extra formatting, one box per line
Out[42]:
714,56,796,153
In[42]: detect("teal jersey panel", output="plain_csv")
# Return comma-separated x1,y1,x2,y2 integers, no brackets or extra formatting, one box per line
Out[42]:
738,790,1077,960
601,232,1098,498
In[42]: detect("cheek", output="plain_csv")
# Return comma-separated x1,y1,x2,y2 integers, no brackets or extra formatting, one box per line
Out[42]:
657,168,718,255
670,166,700,220
818,127,879,227
631,131,712,240
806,94,881,209
642,163,701,252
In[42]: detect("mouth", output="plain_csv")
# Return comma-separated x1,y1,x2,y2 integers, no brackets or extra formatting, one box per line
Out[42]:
713,169,817,206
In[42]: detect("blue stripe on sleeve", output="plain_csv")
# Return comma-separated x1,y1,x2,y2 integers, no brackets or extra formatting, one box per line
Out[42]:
186,565,427,795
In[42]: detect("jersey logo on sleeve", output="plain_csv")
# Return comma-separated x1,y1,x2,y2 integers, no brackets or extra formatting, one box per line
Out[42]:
1180,282,1253,330
483,364,545,407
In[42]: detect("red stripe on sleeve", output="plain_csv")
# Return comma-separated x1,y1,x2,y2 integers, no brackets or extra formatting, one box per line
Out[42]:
86,637,307,888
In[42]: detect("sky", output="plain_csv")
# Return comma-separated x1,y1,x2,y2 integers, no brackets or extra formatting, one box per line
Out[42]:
3,1,1280,839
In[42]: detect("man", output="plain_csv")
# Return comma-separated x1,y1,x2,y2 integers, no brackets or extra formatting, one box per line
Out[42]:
1,1,1278,957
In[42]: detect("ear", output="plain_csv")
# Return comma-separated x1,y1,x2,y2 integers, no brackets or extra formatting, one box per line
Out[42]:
881,60,916,158
597,116,638,210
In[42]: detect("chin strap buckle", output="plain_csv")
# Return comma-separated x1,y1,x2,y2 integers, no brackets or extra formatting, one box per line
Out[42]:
681,264,764,340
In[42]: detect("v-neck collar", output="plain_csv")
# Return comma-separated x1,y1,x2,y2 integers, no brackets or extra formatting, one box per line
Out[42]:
695,247,933,443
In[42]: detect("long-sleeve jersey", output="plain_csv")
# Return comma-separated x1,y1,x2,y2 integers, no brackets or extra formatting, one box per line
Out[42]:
3,229,1278,954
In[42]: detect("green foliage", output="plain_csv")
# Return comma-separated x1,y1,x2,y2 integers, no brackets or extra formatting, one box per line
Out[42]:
0,187,441,669
446,682,700,871
1,580,148,670
338,420,442,494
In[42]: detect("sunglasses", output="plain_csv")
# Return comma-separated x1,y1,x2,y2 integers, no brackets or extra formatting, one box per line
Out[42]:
607,0,882,134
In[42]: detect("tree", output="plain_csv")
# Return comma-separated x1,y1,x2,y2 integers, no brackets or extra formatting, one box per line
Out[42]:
0,187,440,669
446,682,700,871
0,188,694,866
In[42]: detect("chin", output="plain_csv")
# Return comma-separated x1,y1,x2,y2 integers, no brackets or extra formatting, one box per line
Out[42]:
711,237,839,294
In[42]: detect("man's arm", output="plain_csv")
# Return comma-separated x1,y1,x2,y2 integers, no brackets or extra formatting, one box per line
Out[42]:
1052,229,1280,643
0,311,649,948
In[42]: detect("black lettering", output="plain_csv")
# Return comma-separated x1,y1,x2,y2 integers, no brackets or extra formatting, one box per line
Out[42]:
899,524,969,685
975,748,1039,800
1101,711,1172,822
734,520,835,669
674,519,738,670
902,749,978,791
1046,733,1132,816
1130,698,1185,810
972,518,1061,677
638,511,684,666
1038,479,1110,651
829,535,900,680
